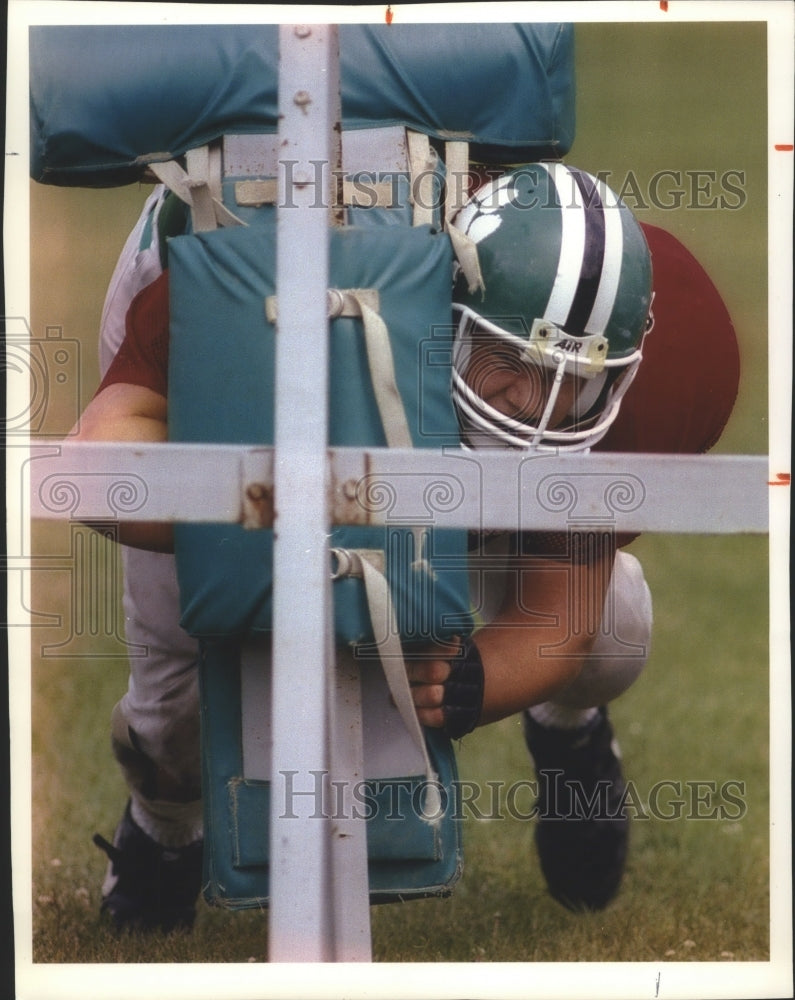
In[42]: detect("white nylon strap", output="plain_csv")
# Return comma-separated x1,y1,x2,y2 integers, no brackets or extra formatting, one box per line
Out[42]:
234,178,278,207
440,141,485,296
406,130,435,228
342,179,398,209
267,288,426,563
264,288,413,452
345,292,429,586
332,547,442,824
446,221,485,296
264,288,379,325
148,158,245,232
235,178,397,210
186,144,223,203
351,291,414,451
444,140,470,227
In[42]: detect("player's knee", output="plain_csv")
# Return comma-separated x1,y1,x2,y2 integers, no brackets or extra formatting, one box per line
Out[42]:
111,697,201,802
552,551,653,708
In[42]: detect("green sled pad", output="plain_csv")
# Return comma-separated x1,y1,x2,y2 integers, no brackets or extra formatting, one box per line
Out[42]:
30,23,575,186
199,638,464,907
168,221,473,647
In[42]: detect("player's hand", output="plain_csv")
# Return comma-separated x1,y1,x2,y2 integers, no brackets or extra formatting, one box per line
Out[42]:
405,638,462,728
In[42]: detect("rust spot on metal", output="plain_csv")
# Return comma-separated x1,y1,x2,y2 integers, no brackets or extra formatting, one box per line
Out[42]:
243,482,275,529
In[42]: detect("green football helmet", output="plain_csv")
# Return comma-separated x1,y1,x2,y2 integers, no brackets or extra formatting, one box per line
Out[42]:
450,162,653,451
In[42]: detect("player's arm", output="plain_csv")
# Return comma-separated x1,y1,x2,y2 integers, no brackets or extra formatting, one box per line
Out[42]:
74,381,167,444
70,382,174,552
409,537,616,729
474,539,615,723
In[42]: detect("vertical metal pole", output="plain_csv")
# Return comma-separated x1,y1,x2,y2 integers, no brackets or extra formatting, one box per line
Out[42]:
328,651,373,960
269,24,338,962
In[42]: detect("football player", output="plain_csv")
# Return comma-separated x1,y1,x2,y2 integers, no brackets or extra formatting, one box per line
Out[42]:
79,160,739,928
410,162,739,910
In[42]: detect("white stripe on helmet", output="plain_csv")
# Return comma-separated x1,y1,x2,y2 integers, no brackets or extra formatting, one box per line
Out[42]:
540,161,586,328
539,163,624,340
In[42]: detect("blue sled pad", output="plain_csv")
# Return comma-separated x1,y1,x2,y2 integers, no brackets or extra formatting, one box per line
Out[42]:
30,23,575,185
199,638,464,907
168,221,474,647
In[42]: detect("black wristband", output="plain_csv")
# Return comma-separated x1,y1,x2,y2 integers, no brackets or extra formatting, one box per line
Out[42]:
442,638,485,740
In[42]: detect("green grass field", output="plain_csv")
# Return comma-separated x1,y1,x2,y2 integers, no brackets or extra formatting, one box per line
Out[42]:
22,15,781,987
30,532,770,965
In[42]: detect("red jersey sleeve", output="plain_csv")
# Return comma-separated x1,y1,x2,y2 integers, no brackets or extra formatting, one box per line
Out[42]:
595,224,740,456
97,270,170,398
593,223,740,547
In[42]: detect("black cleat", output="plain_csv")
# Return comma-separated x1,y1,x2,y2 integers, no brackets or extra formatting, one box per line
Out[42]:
523,707,628,911
93,801,203,933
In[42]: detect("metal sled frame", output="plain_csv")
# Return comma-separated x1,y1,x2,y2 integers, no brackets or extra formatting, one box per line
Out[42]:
26,25,775,963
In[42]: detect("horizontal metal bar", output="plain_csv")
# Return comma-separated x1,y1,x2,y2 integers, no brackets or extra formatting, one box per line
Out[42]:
329,447,770,535
21,441,770,534
21,441,253,524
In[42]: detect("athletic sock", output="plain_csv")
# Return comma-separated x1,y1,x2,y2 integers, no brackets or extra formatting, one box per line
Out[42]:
527,702,599,730
130,793,203,848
